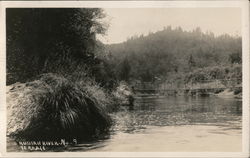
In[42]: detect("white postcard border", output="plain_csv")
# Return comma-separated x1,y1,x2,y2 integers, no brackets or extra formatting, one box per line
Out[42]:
0,1,249,157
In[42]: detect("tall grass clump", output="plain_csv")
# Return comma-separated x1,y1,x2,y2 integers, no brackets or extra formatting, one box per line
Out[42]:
7,73,112,141
77,79,120,112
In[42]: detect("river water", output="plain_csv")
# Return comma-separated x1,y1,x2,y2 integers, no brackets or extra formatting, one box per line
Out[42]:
67,95,242,152
8,95,242,152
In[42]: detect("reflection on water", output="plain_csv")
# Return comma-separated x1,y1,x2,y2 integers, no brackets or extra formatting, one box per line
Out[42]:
68,95,242,152
111,96,242,134
8,95,242,152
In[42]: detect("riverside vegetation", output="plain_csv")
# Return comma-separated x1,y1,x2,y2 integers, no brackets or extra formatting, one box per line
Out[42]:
7,73,131,142
6,8,133,142
7,8,242,143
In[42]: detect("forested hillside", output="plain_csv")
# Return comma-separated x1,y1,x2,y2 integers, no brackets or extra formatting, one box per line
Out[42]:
106,26,242,83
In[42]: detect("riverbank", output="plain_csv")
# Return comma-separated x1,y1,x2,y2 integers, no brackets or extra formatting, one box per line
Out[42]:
215,88,242,99
7,73,134,142
152,64,242,98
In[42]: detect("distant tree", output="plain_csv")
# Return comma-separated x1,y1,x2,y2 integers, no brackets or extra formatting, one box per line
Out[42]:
229,52,242,64
119,58,131,81
141,69,153,82
188,54,196,70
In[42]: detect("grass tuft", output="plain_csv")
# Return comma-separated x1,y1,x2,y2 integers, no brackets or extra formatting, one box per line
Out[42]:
7,73,112,141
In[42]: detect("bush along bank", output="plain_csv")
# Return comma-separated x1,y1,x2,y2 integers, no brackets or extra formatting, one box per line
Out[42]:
7,73,127,143
184,65,242,98
158,64,242,97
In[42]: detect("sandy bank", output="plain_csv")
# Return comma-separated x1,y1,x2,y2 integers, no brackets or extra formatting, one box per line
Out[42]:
215,89,242,99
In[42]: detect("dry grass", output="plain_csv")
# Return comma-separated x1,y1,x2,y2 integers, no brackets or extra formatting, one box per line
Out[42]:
7,73,112,141
7,80,49,136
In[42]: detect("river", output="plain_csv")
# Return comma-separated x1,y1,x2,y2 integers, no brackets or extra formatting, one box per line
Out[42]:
7,95,242,152
67,95,242,152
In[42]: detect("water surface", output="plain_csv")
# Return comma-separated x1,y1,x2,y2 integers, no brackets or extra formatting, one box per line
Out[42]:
8,95,242,152
68,95,242,152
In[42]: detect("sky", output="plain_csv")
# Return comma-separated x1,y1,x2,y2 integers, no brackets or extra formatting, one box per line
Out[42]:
97,8,241,44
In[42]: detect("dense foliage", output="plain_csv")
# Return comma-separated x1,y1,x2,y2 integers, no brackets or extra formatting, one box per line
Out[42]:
7,8,114,87
107,26,242,82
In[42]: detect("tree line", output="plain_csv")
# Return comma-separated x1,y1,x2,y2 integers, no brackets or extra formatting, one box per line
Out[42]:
106,26,242,83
